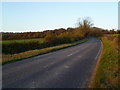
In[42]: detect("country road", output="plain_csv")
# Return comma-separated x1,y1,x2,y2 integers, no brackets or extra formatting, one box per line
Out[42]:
2,38,102,88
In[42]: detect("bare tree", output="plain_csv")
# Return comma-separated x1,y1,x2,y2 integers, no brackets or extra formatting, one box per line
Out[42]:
77,17,93,30
77,17,94,37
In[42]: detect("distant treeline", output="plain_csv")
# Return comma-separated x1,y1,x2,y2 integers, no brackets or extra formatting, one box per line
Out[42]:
2,27,103,54
1,27,119,40
2,28,66,40
2,18,119,54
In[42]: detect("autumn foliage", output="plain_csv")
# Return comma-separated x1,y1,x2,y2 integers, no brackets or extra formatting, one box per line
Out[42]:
2,18,118,54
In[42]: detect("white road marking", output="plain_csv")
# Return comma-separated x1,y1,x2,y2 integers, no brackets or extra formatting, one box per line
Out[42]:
94,40,103,60
64,65,70,68
67,45,89,57
67,53,73,56
43,65,49,68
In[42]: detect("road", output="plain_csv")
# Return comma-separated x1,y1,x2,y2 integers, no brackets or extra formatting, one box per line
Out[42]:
2,38,102,88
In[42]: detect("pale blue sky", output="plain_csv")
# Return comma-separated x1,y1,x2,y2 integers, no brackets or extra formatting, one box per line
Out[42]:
2,2,118,32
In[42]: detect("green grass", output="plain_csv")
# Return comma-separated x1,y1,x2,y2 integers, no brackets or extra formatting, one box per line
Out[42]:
91,36,119,88
1,38,44,44
104,34,120,36
2,38,88,65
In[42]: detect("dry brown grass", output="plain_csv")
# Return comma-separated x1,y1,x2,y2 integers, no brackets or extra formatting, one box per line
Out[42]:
91,35,119,88
2,44,71,64
2,38,88,64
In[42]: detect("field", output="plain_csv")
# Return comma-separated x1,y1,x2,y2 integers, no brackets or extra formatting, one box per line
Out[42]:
2,39,88,64
1,38,44,44
91,35,119,88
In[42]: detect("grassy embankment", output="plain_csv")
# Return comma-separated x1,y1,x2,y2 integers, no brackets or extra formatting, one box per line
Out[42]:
2,38,88,65
1,38,44,44
91,35,119,88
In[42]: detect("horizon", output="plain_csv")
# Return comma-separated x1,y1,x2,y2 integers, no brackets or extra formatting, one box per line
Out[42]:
2,2,118,32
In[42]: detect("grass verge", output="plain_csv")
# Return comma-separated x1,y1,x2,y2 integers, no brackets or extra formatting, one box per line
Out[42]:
91,36,119,88
2,38,88,65
1,38,44,44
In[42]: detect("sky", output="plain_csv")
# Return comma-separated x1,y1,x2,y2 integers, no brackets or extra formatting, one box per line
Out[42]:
1,1,118,32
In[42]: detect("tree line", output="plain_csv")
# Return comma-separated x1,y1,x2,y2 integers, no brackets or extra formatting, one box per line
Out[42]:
2,18,119,54
2,28,119,41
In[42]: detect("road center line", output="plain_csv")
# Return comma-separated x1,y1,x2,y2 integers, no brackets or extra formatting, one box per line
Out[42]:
67,45,89,57
67,53,73,56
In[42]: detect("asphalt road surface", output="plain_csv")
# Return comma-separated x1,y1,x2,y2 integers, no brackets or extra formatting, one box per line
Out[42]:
3,38,102,88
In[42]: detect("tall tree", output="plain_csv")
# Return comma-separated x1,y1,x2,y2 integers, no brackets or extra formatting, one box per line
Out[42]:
77,17,94,37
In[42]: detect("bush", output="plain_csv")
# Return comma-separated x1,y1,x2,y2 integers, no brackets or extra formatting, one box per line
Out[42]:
2,41,40,54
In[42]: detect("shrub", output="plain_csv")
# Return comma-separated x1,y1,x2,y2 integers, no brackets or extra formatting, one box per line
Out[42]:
3,41,40,54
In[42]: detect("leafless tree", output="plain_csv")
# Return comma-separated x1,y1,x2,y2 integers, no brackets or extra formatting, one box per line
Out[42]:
77,17,94,37
77,17,93,29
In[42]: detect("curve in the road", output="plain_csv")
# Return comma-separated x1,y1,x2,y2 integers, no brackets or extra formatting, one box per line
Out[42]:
3,38,102,88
